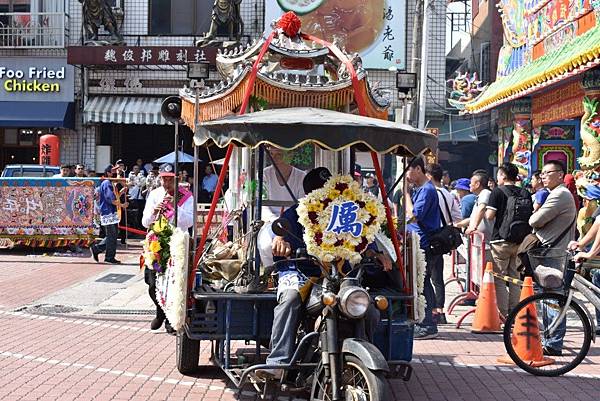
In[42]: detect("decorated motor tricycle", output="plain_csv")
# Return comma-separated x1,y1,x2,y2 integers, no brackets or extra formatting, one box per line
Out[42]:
153,12,437,401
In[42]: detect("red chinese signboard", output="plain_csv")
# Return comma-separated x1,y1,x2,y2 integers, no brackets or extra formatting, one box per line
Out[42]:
531,81,584,126
67,46,218,66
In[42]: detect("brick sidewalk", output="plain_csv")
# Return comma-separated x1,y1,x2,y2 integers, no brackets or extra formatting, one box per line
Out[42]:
0,249,599,400
0,245,142,309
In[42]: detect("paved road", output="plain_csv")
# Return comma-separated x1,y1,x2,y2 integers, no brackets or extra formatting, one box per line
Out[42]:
1,246,599,400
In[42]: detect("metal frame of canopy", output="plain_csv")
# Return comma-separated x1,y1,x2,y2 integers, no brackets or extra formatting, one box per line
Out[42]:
184,31,437,303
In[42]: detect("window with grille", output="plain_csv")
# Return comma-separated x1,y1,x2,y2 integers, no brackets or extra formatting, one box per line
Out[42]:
149,0,219,35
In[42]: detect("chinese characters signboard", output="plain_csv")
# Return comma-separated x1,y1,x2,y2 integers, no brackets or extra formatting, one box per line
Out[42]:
67,46,218,66
265,0,407,70
0,178,99,246
0,57,74,102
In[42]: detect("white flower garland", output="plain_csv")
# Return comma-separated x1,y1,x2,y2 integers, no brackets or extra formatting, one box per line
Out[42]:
297,175,386,265
412,231,427,323
155,228,189,332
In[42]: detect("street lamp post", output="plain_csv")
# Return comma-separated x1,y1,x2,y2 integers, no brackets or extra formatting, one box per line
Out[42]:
187,62,210,246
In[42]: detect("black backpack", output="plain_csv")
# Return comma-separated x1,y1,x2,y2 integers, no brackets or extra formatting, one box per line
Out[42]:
498,186,533,243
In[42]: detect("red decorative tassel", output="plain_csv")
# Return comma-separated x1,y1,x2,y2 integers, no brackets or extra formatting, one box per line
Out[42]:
276,11,302,37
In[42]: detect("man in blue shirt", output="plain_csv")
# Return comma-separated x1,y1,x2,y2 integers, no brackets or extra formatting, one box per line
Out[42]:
91,165,122,264
405,157,442,339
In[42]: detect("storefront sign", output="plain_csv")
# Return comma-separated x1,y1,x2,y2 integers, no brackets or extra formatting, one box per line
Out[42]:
67,46,217,66
532,81,584,126
0,178,99,246
264,0,407,70
0,58,74,102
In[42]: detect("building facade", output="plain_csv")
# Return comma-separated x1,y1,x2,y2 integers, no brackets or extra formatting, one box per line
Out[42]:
1,0,448,173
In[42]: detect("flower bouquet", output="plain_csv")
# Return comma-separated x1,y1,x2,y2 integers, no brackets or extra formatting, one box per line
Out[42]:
140,215,174,273
297,175,386,265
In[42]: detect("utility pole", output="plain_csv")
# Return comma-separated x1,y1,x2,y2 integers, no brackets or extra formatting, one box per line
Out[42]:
410,0,424,127
418,0,430,129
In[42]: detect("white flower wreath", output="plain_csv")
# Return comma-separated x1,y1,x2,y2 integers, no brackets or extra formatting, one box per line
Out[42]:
297,175,386,265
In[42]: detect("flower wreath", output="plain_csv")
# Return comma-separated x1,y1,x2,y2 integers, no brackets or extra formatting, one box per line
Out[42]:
297,175,386,265
140,215,174,273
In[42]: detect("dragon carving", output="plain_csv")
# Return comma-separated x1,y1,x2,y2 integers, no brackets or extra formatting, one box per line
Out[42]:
447,71,488,110
578,97,600,169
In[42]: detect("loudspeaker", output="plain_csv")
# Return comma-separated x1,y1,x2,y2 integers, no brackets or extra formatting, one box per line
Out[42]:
161,96,183,123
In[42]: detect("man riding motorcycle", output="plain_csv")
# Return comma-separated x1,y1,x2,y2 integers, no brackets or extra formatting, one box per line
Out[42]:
256,167,393,380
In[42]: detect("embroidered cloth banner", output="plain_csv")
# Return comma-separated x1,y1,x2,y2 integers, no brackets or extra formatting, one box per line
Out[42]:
0,178,100,246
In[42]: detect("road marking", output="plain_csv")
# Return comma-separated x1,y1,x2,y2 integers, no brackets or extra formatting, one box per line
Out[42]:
0,310,152,333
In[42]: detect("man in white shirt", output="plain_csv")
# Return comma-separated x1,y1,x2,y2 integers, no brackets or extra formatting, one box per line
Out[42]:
424,163,461,324
258,147,306,267
142,163,194,334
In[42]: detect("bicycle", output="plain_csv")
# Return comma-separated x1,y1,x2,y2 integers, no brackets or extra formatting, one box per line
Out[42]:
503,248,600,376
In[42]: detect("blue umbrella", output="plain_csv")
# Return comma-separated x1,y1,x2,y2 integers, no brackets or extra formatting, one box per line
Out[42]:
153,150,196,164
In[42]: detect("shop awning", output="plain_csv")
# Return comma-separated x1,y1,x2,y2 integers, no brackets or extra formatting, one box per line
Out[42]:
0,101,74,128
83,96,168,125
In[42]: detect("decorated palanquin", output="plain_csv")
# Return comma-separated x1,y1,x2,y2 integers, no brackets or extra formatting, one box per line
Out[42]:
0,178,99,247
452,0,600,236
179,18,390,130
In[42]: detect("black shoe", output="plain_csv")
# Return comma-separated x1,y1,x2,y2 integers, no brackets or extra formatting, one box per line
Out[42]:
90,246,99,263
435,313,448,325
150,317,165,330
543,346,562,356
165,322,176,335
104,259,121,264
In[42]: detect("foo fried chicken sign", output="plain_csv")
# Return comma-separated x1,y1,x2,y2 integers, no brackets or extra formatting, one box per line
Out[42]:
0,57,74,102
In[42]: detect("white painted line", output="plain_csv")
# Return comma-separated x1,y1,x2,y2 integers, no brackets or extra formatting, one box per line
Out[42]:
179,381,194,386
150,376,164,382
123,372,136,377
165,379,179,385
47,360,60,364
96,367,110,373
109,370,124,375
136,374,149,379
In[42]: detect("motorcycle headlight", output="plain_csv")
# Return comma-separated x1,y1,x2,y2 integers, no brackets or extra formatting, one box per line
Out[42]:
338,287,370,319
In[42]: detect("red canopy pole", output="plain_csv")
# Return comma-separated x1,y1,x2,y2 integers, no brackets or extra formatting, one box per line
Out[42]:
189,31,278,293
303,32,406,289
370,152,407,289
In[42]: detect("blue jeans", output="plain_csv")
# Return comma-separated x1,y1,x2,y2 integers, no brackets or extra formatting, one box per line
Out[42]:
266,285,380,365
540,295,567,351
420,250,440,332
94,223,117,261
592,270,600,328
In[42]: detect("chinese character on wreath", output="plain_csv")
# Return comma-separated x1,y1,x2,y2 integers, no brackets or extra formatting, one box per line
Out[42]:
326,201,363,237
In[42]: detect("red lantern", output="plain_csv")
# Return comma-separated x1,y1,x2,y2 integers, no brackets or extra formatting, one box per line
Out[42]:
39,134,60,166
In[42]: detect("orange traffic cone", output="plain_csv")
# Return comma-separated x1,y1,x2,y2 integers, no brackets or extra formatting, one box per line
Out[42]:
471,262,503,333
497,277,554,366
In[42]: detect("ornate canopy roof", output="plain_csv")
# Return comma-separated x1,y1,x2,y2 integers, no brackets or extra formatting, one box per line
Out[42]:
180,33,390,131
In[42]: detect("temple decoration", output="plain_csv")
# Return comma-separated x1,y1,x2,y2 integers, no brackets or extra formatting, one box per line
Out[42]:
180,14,389,130
459,0,600,114
79,0,125,45
447,72,488,110
197,0,244,47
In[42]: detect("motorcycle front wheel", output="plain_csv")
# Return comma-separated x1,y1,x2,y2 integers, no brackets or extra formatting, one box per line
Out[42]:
311,355,389,401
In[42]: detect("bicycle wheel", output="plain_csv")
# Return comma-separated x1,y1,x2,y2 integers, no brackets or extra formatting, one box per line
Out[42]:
503,292,592,376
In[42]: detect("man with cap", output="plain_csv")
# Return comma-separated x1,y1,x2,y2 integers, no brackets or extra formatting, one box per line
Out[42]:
256,167,391,380
455,178,476,218
91,164,123,264
142,163,195,334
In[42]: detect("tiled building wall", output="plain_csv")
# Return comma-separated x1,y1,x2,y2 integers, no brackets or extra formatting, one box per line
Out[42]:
425,0,448,121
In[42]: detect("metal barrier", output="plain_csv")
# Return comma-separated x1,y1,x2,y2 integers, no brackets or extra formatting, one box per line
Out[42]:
447,231,486,328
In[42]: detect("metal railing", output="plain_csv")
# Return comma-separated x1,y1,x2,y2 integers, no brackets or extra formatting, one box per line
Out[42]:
0,12,69,48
